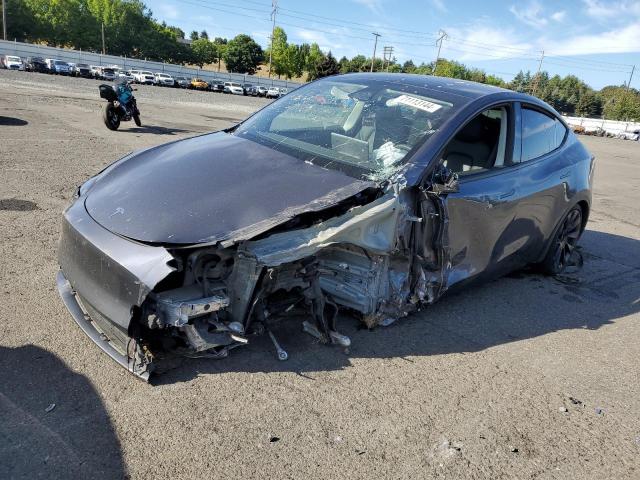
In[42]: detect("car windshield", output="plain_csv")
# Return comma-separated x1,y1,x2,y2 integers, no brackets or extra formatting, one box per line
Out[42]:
77,64,89,68
8,56,20,62
142,71,153,75
103,68,114,73
234,77,455,180
54,61,66,66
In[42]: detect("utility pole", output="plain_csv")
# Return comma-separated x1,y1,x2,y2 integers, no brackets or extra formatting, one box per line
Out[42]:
433,29,447,76
101,22,106,55
370,32,381,72
2,0,7,41
626,65,635,91
383,46,394,71
268,0,278,77
530,50,545,96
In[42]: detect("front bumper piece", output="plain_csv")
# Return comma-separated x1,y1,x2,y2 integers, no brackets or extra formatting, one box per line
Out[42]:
56,270,150,381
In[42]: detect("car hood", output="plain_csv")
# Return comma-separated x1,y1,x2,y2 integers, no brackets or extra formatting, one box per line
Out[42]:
85,132,374,245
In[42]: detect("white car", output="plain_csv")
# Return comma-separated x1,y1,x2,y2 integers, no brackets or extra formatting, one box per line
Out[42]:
134,71,155,84
224,82,244,95
118,70,136,82
1,55,24,70
266,87,281,98
90,65,102,78
101,67,117,81
154,73,175,87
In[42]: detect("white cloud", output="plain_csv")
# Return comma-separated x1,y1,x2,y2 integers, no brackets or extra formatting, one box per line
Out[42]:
551,11,566,22
293,29,350,56
155,2,179,21
548,21,640,56
509,2,548,28
444,22,535,61
351,0,384,16
581,0,640,19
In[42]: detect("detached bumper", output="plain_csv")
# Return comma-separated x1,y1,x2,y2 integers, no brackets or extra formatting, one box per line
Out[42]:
56,270,150,381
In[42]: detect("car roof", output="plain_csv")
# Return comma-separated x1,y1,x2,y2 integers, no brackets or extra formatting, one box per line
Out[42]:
335,72,513,99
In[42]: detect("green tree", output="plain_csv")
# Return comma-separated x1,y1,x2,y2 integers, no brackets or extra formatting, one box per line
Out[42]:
267,26,289,78
316,51,339,78
190,30,199,41
402,60,416,73
305,43,325,81
223,34,263,74
199,30,208,40
190,38,217,68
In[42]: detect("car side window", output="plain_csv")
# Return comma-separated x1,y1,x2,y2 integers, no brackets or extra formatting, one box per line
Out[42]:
442,106,511,176
521,107,567,161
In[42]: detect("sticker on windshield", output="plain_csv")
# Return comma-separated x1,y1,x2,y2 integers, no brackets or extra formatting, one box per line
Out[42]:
387,94,442,113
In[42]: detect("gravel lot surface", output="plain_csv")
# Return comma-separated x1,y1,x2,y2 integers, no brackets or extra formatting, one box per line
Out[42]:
1,69,639,479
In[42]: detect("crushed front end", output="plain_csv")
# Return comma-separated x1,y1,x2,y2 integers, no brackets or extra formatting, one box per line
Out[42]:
58,186,445,381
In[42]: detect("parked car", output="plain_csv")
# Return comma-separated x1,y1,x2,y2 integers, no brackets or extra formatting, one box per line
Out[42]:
279,87,289,96
118,70,136,83
101,67,117,81
174,76,190,88
266,86,281,98
55,73,595,380
190,78,209,90
1,55,24,70
154,72,175,87
209,79,225,92
71,63,92,78
24,56,48,73
242,83,253,96
52,60,71,75
254,85,268,97
134,71,155,84
224,81,244,95
89,65,102,79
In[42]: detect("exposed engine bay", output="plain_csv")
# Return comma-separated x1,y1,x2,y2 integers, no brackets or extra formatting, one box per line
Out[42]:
88,187,444,380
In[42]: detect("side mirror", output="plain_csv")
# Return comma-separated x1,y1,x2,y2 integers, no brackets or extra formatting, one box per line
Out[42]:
431,163,459,194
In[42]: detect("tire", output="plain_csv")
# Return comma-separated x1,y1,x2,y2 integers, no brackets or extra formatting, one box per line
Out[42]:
540,206,583,275
133,113,141,127
103,103,120,131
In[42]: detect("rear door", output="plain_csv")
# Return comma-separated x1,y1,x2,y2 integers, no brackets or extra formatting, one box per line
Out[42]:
509,102,572,261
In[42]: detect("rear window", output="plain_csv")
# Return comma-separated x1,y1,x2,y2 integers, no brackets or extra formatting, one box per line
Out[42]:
521,107,567,161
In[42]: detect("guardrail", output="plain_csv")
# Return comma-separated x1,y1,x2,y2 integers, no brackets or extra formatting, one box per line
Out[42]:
0,39,301,89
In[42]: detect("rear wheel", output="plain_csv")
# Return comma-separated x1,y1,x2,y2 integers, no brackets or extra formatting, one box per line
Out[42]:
133,113,141,127
540,206,582,274
102,103,120,131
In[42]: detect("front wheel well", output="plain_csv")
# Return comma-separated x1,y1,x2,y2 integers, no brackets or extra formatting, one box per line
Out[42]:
576,200,590,233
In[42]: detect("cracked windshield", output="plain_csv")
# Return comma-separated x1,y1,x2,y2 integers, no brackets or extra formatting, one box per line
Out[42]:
234,78,454,180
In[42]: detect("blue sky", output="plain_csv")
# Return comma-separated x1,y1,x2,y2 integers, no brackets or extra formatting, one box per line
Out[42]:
145,0,639,89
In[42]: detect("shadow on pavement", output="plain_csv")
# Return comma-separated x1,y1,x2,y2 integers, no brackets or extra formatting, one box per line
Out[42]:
127,125,191,135
148,229,640,384
0,116,28,126
0,345,126,480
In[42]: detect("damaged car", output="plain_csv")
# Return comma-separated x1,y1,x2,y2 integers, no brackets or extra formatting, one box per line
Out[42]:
57,73,594,380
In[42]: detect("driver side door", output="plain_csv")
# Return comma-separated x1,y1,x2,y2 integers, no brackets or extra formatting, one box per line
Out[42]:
429,103,535,288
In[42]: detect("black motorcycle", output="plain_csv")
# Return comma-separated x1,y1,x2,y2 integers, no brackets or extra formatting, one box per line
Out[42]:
99,83,141,130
